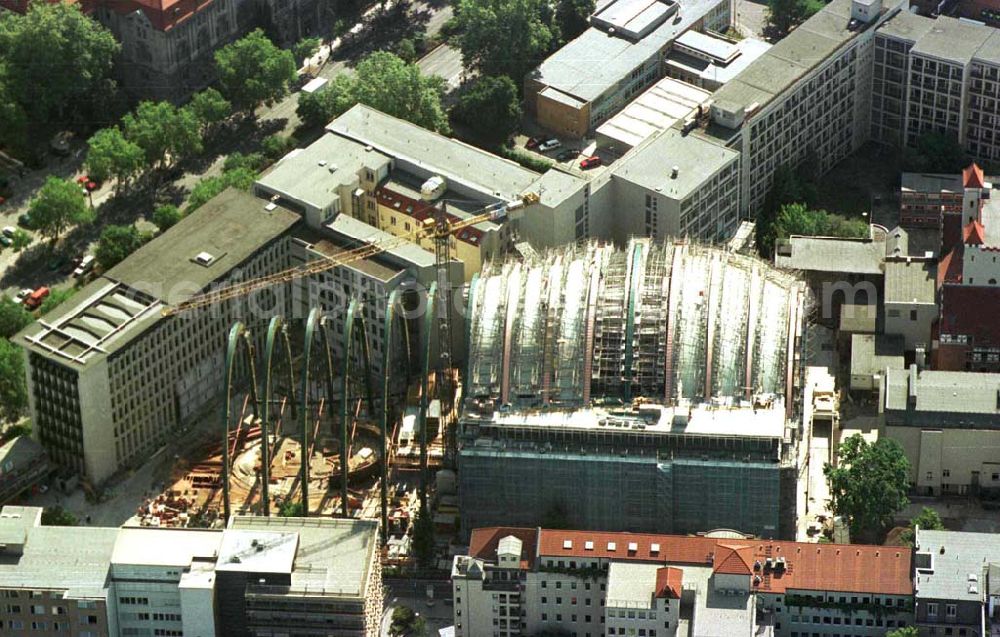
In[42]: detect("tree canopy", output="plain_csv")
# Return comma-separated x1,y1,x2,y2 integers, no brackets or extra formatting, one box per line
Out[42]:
85,127,144,189
390,606,428,637
0,3,119,143
151,204,182,232
0,295,33,339
29,177,93,244
454,0,558,85
185,167,258,213
278,500,305,517
772,203,869,242
411,507,436,568
0,339,27,422
824,434,910,543
297,52,450,132
38,288,75,316
188,88,232,133
292,37,321,65
95,224,143,270
764,0,823,39
899,506,944,546
123,101,203,169
452,75,522,145
215,29,297,112
756,163,819,256
555,0,595,43
40,506,77,526
904,132,970,174
886,628,918,637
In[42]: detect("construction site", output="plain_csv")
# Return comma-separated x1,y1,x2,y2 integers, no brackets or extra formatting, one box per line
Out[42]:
459,239,808,539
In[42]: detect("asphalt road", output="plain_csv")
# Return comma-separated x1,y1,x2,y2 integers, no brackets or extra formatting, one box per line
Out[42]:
418,44,465,91
382,581,454,637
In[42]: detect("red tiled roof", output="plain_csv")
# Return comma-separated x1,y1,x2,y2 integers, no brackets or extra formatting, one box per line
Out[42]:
655,567,683,599
964,220,986,246
713,543,755,575
469,527,539,569
98,0,216,32
939,285,1000,347
964,163,986,189
528,529,913,595
376,185,485,246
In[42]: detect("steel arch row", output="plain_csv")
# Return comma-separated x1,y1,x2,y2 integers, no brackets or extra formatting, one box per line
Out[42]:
418,282,438,516
340,298,377,517
222,322,262,522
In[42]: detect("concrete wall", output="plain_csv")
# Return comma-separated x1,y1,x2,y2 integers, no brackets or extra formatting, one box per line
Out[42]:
884,424,1000,494
885,301,935,350
78,361,115,484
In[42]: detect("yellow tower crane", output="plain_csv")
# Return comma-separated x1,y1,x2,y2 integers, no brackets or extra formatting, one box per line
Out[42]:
160,192,540,317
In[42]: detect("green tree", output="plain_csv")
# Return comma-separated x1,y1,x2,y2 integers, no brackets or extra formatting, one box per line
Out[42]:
188,88,231,135
772,203,868,242
390,606,427,637
555,0,595,42
40,506,77,526
0,339,27,422
904,132,970,174
297,52,449,132
151,204,182,232
95,225,142,270
453,75,522,144
278,500,305,517
10,229,30,252
886,628,918,637
261,134,299,161
0,68,28,156
223,152,266,173
292,36,321,65
454,0,558,85
123,101,203,170
824,434,910,543
38,288,74,316
395,37,418,63
756,163,818,256
215,29,297,112
0,295,33,339
411,507,435,568
185,168,258,213
764,0,823,39
0,3,119,131
899,506,944,546
29,177,93,244
85,127,144,192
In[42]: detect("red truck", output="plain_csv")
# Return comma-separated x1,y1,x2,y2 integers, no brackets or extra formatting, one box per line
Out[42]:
23,287,50,310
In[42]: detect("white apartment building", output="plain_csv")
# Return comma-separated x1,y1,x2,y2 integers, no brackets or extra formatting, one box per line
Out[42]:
452,528,914,637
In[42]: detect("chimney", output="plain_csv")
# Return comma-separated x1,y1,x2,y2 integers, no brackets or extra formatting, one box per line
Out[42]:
671,166,679,179
907,363,918,410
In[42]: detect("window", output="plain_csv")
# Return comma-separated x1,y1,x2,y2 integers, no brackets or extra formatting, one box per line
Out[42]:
927,603,939,617
947,604,957,617
943,470,950,478
910,310,918,321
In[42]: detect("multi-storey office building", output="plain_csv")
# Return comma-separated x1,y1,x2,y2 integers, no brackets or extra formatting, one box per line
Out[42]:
871,11,1000,164
707,0,899,216
14,189,300,484
0,507,383,637
452,527,914,637
460,240,806,538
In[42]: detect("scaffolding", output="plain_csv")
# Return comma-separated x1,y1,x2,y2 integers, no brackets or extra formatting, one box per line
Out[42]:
591,246,630,401
632,241,669,400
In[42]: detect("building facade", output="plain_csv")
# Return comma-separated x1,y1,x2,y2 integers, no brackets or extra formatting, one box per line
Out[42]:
0,506,383,637
452,527,914,637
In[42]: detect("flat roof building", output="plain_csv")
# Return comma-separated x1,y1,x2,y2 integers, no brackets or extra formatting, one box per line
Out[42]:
595,76,711,152
664,32,771,91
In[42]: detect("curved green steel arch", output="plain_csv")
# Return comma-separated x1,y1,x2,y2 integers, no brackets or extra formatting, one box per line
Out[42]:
222,322,261,523
261,316,297,517
623,242,644,403
299,308,323,514
380,289,403,542
339,298,376,517
418,282,438,515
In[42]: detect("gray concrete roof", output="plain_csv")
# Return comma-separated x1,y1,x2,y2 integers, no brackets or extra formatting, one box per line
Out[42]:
606,562,659,608
530,0,722,103
595,76,711,150
850,333,904,378
884,367,1000,415
915,529,1000,602
0,507,116,599
910,15,993,64
709,0,873,118
15,189,301,369
885,258,936,304
900,172,964,194
256,133,391,212
229,516,378,598
886,225,940,259
530,168,588,208
875,8,934,42
612,127,738,199
328,105,538,201
774,236,884,275
664,37,771,87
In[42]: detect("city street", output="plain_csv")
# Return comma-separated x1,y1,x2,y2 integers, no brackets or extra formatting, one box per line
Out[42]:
381,580,454,637
418,44,465,91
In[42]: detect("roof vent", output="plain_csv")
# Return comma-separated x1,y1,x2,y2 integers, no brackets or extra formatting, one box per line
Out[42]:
193,252,216,267
264,202,277,212
318,160,327,166
671,166,679,179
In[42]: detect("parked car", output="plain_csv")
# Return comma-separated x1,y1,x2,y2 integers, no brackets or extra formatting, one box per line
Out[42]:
538,139,561,152
0,235,10,247
23,287,50,310
579,155,603,169
556,149,580,162
61,256,83,276
73,255,95,278
17,213,35,229
16,288,32,303
2,226,14,238
525,137,542,150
